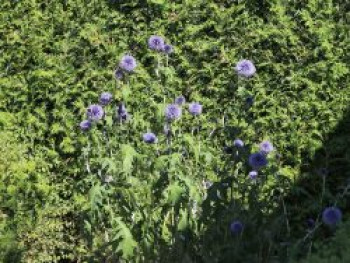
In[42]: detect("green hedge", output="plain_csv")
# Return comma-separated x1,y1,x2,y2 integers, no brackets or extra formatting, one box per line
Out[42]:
0,0,349,262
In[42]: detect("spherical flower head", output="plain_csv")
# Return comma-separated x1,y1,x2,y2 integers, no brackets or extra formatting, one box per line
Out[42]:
230,220,243,235
99,92,113,106
322,207,342,226
117,103,128,122
148,35,165,51
188,102,203,116
114,68,124,80
175,95,186,105
306,218,315,229
246,96,254,106
248,171,258,180
163,44,174,54
87,104,104,121
119,55,137,72
80,120,92,131
143,132,157,144
165,104,182,120
249,152,268,169
260,141,274,155
235,59,256,77
234,139,244,148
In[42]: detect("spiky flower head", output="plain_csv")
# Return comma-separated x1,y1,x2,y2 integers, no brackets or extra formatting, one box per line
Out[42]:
188,102,203,116
148,35,165,51
119,55,137,72
163,44,174,54
175,95,186,105
143,132,158,144
246,96,254,106
80,120,92,131
259,140,274,155
87,105,104,121
114,68,124,80
117,103,128,122
306,218,315,229
235,59,256,77
230,220,243,235
322,207,342,226
99,92,113,106
249,171,258,180
234,139,244,148
249,152,268,169
165,104,182,120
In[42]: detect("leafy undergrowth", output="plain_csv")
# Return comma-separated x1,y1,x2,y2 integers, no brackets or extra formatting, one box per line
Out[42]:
0,0,349,262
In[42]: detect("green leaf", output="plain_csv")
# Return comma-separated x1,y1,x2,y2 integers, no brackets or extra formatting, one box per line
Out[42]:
111,217,138,259
165,183,184,205
121,144,137,176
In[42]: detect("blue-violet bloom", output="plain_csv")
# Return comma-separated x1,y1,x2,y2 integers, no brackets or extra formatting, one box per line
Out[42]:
117,103,128,122
246,96,254,106
306,218,315,229
114,68,124,80
235,59,256,77
165,104,182,120
87,105,104,121
249,152,268,169
188,102,203,116
143,132,158,144
260,140,274,155
175,95,186,105
322,207,342,226
163,44,174,54
148,35,165,51
99,92,113,106
80,120,92,131
234,139,244,148
249,171,258,180
119,55,137,72
230,220,244,235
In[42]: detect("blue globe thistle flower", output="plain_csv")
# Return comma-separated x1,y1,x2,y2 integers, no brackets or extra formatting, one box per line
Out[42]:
79,120,92,131
114,68,124,80
148,35,165,51
230,220,243,235
188,102,203,116
87,105,104,121
143,132,158,144
119,55,137,72
165,104,182,120
246,96,254,106
306,218,315,229
322,207,342,226
235,59,256,77
249,152,268,169
234,139,244,148
117,103,128,122
163,44,174,54
175,95,186,105
99,92,113,106
249,171,258,180
259,141,274,155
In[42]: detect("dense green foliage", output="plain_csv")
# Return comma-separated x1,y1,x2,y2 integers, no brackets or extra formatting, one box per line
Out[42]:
298,220,350,263
0,0,349,262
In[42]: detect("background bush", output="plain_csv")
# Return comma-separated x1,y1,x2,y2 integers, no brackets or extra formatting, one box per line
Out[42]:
0,0,349,262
